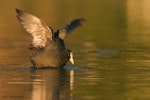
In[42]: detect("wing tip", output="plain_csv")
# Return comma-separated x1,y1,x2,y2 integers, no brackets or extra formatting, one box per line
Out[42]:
15,8,23,22
15,8,23,15
78,18,86,23
72,18,86,24
66,18,86,32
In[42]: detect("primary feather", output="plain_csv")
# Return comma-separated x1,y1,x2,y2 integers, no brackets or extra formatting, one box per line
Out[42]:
16,9,53,48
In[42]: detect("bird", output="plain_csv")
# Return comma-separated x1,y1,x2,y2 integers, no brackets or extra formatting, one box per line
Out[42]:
16,9,85,69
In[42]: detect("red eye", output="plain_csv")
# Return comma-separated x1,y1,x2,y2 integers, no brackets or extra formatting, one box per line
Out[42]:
68,53,70,57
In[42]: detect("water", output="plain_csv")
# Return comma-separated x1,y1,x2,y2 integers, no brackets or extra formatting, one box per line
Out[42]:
1,0,150,100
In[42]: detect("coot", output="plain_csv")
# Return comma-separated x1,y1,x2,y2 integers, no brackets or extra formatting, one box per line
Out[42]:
16,9,85,68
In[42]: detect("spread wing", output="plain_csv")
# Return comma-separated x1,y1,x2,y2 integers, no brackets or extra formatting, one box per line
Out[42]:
16,9,53,48
54,18,85,39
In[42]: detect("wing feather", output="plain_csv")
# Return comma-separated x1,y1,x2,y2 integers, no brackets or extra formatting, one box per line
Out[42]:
54,18,85,39
16,9,53,48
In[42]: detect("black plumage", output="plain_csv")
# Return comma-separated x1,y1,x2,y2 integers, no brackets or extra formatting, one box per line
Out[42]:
16,9,85,68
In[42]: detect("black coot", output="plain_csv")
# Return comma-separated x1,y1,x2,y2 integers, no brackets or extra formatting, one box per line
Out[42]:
16,9,85,68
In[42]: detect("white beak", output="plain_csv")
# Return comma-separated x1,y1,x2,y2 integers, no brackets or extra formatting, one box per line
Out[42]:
69,52,74,64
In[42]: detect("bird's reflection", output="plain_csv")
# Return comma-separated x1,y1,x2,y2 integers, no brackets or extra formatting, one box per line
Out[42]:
30,67,74,100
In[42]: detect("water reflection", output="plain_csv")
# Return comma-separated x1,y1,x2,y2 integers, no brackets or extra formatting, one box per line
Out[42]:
0,69,74,100
127,0,150,47
30,69,73,100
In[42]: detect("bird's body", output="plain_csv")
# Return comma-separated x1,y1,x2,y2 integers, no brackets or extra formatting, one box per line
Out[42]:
16,9,85,68
30,39,66,68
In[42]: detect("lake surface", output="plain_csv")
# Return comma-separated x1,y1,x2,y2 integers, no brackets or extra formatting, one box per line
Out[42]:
1,0,150,100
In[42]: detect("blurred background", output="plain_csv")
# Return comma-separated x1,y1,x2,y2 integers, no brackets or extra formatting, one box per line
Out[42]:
1,0,150,50
1,0,150,100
